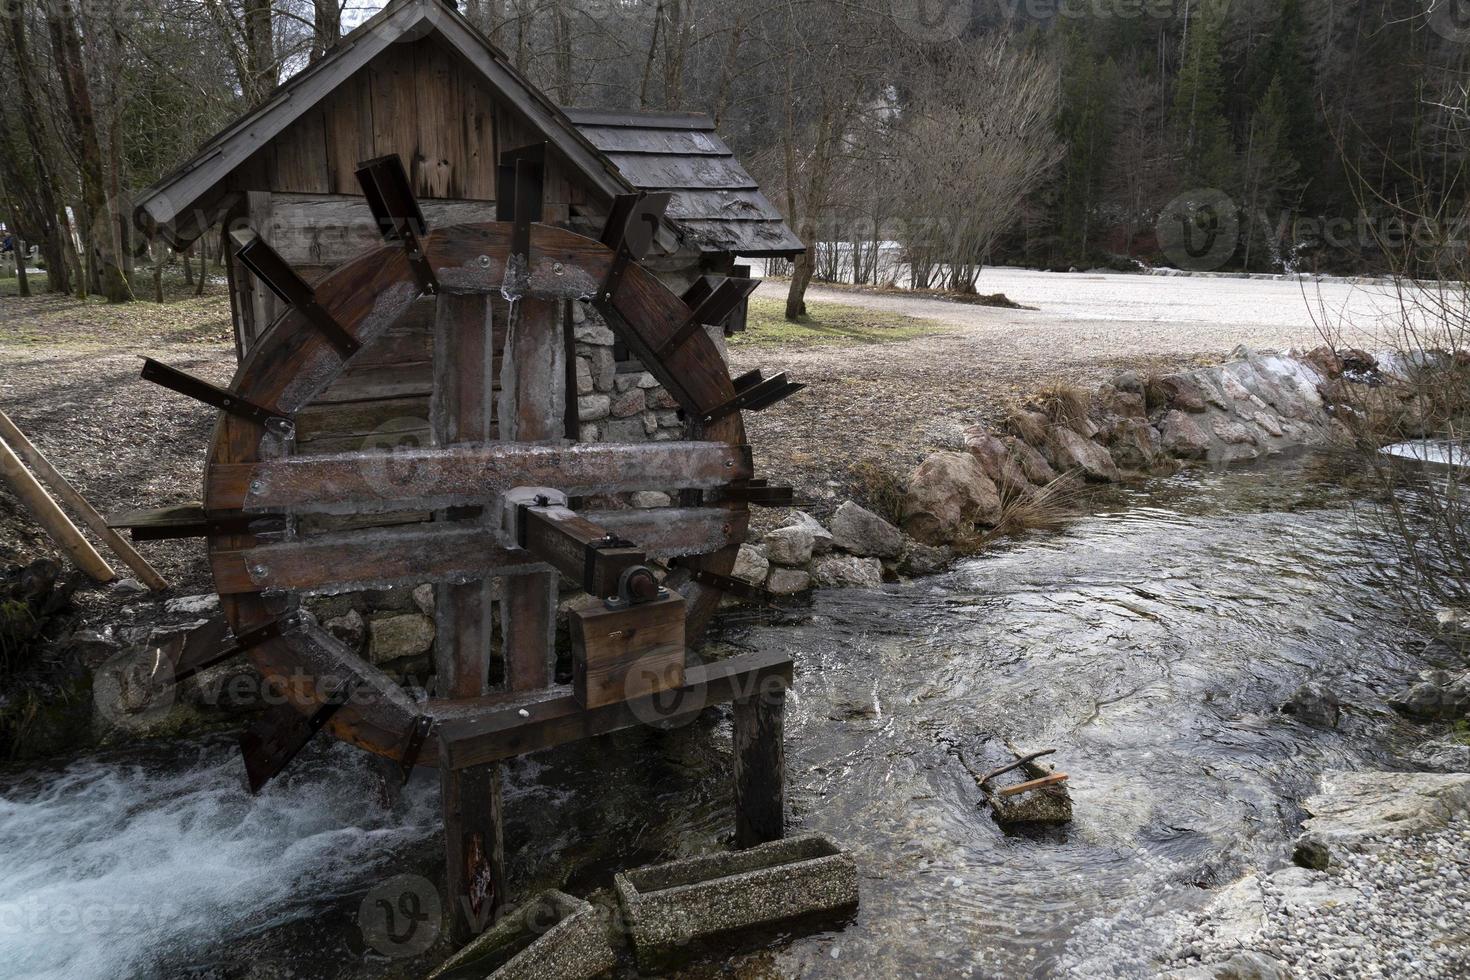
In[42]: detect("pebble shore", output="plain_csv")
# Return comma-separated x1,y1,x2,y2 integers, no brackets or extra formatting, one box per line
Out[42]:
1164,816,1470,979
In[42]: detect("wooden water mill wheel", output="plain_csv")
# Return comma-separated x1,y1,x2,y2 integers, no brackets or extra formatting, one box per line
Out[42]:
116,152,799,939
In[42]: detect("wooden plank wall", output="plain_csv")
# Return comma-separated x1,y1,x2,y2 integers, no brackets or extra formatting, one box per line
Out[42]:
235,37,498,202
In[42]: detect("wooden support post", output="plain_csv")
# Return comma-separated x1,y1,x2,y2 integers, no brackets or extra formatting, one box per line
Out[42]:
0,432,115,583
432,296,507,946
0,409,167,590
432,293,496,699
440,754,505,944
499,297,564,691
733,685,786,849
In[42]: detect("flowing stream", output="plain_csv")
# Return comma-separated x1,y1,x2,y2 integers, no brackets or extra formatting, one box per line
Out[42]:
0,455,1446,979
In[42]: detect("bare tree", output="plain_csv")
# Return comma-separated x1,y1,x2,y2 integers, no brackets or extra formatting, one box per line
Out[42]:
46,0,131,302
893,35,1063,292
0,0,71,294
204,0,278,106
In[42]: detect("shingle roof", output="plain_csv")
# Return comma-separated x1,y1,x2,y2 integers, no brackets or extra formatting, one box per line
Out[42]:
565,109,804,258
133,0,629,246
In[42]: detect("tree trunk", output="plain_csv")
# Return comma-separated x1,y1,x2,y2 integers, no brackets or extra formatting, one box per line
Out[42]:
14,239,30,297
1,0,72,295
47,0,130,303
242,0,276,103
639,1,663,109
550,0,573,103
182,242,195,286
311,0,341,62
60,209,86,300
785,245,813,320
153,245,165,303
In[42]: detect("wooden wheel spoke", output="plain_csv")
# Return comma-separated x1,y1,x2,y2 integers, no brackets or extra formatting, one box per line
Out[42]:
209,439,753,512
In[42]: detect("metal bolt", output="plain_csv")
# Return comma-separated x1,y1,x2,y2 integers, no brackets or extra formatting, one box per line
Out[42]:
250,565,266,578
478,255,490,268
249,480,264,493
553,262,564,275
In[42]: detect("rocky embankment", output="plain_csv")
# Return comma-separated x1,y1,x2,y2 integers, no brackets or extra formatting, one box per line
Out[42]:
729,343,1428,597
1163,772,1470,979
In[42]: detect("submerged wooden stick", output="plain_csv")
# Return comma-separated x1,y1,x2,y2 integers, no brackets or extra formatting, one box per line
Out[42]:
0,410,167,590
978,748,1057,786
0,431,115,583
996,773,1069,798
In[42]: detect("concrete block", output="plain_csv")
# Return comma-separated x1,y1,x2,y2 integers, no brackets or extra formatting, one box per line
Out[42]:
614,834,858,970
428,890,614,980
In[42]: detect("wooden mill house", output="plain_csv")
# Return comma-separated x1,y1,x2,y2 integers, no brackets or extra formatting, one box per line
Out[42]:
134,0,800,452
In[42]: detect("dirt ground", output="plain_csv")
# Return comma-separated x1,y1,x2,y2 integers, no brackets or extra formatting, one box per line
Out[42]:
0,279,236,591
0,268,1397,580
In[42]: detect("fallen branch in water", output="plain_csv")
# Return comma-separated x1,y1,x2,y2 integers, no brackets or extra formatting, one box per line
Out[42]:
997,773,1069,797
978,748,1057,786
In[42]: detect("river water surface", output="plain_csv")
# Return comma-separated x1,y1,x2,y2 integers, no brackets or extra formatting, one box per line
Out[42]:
0,456,1444,978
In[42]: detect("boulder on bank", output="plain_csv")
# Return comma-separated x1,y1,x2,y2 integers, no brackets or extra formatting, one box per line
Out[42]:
1389,669,1470,721
784,510,835,555
1301,770,1470,854
1006,436,1058,485
731,544,770,585
964,426,1035,497
900,451,1002,545
830,501,904,558
763,525,815,567
1159,410,1211,459
811,554,884,589
1107,418,1165,471
1047,426,1121,482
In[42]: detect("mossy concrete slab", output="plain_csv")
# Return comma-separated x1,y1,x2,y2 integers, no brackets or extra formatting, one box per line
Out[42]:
427,890,614,980
613,834,859,970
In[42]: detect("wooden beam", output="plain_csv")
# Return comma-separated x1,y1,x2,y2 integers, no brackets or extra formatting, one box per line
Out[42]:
210,440,752,513
733,687,786,848
209,507,742,595
432,293,497,700
437,650,792,770
499,297,563,691
0,410,166,590
0,433,114,583
519,504,645,600
440,753,505,943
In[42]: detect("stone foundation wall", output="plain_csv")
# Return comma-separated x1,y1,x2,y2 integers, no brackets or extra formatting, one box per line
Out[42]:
569,304,687,444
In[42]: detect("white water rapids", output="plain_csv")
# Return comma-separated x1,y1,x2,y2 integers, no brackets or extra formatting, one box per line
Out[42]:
0,740,436,979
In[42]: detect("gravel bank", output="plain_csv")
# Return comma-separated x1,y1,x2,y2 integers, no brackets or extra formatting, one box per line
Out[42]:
1165,819,1470,979
1161,772,1470,980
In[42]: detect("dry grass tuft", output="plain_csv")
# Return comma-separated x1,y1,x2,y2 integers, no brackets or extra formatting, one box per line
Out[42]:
1004,409,1048,446
849,459,909,527
949,476,1082,555
1032,383,1093,430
